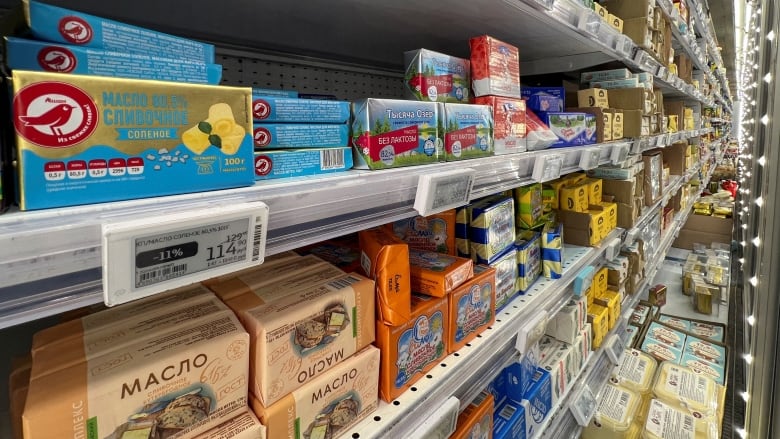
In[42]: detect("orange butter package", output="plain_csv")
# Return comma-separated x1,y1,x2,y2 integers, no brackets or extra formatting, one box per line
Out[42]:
359,228,412,326
409,249,474,297
448,265,496,353
376,294,448,402
386,210,457,255
452,391,494,439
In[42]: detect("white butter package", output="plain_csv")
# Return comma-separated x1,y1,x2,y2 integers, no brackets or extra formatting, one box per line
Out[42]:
643,399,719,439
490,247,519,311
652,363,719,418
251,346,380,439
609,349,657,395
194,409,266,439
546,303,583,344
24,312,250,439
582,383,641,439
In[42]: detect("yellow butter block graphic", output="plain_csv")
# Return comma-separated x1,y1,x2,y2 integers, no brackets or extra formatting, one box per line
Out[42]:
182,103,246,155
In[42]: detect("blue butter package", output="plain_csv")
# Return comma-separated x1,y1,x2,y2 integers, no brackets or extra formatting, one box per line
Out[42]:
504,349,539,403
584,113,597,144
252,88,298,98
24,0,215,63
641,337,683,363
252,124,348,148
469,195,516,265
254,147,352,180
251,96,350,123
516,230,541,293
683,335,727,367
487,369,510,407
4,37,222,84
490,247,519,311
12,70,254,210
680,352,726,385
493,400,527,439
521,87,565,113
522,368,553,438
541,223,564,279
456,206,470,258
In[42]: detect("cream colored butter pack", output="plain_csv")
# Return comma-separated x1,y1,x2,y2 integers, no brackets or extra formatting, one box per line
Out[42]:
240,273,375,406
23,311,250,439
251,346,380,439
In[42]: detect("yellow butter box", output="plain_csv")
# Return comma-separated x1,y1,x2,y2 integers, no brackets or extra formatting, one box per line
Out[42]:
11,70,254,210
600,201,618,232
409,249,474,297
515,183,545,229
594,266,609,297
587,303,609,348
608,14,624,32
603,111,613,141
594,290,621,330
560,183,589,212
583,178,603,205
544,179,569,210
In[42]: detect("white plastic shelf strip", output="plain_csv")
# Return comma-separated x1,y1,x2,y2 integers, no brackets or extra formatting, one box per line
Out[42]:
345,229,622,439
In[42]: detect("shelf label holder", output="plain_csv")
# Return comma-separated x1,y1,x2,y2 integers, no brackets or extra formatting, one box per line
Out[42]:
533,153,564,182
408,396,460,439
414,168,476,216
516,310,549,354
570,384,598,427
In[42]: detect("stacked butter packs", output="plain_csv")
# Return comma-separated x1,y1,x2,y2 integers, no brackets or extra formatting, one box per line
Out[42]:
19,285,252,439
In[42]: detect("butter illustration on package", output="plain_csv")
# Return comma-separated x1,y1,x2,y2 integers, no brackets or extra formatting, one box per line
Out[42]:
388,210,457,255
448,265,496,352
251,96,349,123
359,228,411,326
251,345,380,439
515,231,541,293
403,48,470,103
641,338,683,363
491,247,518,310
376,294,448,402
657,315,690,332
443,103,494,161
456,206,470,258
689,321,725,343
252,123,349,148
646,321,687,349
24,311,250,439
469,195,516,264
12,70,254,210
451,391,493,439
5,37,223,84
352,98,441,169
408,249,473,297
23,0,215,63
253,147,353,180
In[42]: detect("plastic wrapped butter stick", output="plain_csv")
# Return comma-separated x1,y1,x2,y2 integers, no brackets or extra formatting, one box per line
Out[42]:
582,383,641,439
359,228,411,326
643,399,719,439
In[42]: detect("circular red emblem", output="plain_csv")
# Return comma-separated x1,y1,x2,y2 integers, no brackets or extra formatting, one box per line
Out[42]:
37,46,77,73
253,127,271,147
252,99,270,120
59,16,93,44
13,82,99,148
254,155,273,176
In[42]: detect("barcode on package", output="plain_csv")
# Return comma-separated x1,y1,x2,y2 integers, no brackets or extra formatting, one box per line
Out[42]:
683,415,694,430
328,275,362,290
252,216,264,261
321,149,346,170
499,404,516,420
137,263,187,287
619,392,629,406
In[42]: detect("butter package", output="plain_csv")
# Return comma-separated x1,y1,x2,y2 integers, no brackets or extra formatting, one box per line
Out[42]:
24,312,249,439
5,36,222,84
680,352,725,385
521,367,553,436
359,228,411,326
376,294,448,402
252,123,348,148
452,391,494,439
581,68,632,84
23,0,215,63
590,78,640,89
469,35,521,98
577,88,609,108
456,206,470,258
652,363,719,418
409,249,473,297
251,96,349,123
253,88,298,98
689,321,725,343
251,345,380,439
683,336,726,367
560,183,589,212
294,240,362,273
588,304,609,348
388,210,457,255
641,338,683,363
643,399,719,439
584,113,597,143
515,231,541,293
474,95,527,154
657,315,690,332
194,409,266,439
449,265,496,352
12,70,254,210
521,87,565,113
404,49,470,103
609,349,658,395
236,274,375,406
542,112,591,147
493,399,526,439
443,103,494,160
541,223,564,279
546,303,584,344
253,147,353,179
646,321,686,350
594,290,620,330
491,248,519,310
624,325,639,347
594,266,609,297
504,351,539,402
514,183,544,229
582,384,641,439
351,98,441,169
469,195,516,265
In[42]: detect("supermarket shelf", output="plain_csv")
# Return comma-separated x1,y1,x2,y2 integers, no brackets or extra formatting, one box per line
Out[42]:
0,141,625,329
345,229,623,439
655,0,713,83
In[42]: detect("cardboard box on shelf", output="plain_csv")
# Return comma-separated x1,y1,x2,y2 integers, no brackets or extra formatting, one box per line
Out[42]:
663,142,687,176
606,88,646,112
622,18,653,50
611,109,624,139
608,14,624,32
622,109,643,138
577,88,609,108
558,205,609,246
673,215,734,250
602,0,655,20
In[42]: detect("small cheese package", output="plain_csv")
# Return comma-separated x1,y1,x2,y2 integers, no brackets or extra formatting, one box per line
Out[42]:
388,210,457,255
683,336,726,368
514,183,545,229
679,352,726,385
403,48,471,103
474,95,527,154
582,383,642,439
456,206,471,258
689,321,725,343
645,321,686,350
469,195,516,264
251,345,380,439
409,249,473,297
641,339,683,364
194,409,265,439
443,103,495,160
491,248,519,311
541,223,564,279
451,391,494,439
448,265,496,352
515,231,542,293
652,362,720,419
376,294,448,402
642,399,719,439
493,399,527,439
359,228,411,326
609,349,658,396
657,315,690,332
469,35,521,98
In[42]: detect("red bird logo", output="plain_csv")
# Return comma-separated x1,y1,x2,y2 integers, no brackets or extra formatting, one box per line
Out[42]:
19,104,76,136
63,23,86,38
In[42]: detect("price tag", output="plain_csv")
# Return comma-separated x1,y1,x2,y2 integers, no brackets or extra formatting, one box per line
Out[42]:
570,385,598,427
657,67,667,80
414,168,476,216
102,201,269,306
516,310,549,354
408,396,460,439
533,154,564,182
605,334,625,365
606,237,622,261
631,139,643,154
580,147,602,170
610,143,629,164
